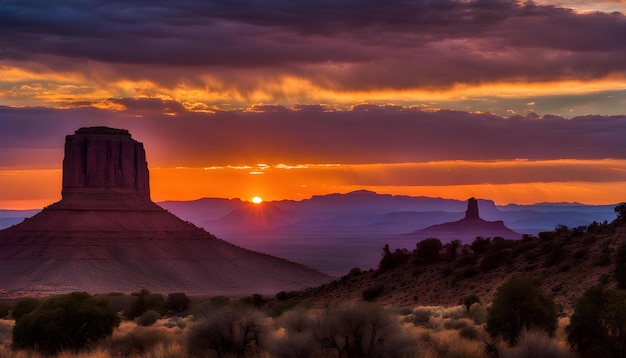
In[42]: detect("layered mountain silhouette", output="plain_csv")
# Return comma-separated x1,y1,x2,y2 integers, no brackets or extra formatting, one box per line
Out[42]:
0,127,329,297
406,198,521,242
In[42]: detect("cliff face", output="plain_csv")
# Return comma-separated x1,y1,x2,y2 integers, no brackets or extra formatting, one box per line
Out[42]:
62,127,150,200
0,127,329,297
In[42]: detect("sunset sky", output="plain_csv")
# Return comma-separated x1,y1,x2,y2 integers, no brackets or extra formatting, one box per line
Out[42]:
2,0,626,209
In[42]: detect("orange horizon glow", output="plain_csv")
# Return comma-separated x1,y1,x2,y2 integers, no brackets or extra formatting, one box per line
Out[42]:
3,159,626,210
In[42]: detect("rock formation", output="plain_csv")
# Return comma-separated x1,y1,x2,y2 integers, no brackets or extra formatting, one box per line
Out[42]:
406,198,521,243
465,197,480,219
0,127,329,297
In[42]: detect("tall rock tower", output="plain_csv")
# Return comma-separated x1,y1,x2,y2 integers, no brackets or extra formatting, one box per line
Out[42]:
0,127,329,297
465,197,480,219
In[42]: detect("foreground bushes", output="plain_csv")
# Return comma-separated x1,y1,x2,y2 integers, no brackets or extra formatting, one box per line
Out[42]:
12,292,120,354
567,285,626,357
487,277,557,345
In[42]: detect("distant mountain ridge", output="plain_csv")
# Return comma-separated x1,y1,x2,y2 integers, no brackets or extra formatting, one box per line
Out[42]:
2,190,618,277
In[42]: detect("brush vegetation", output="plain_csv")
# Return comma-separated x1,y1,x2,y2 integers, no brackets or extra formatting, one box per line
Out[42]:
1,204,625,357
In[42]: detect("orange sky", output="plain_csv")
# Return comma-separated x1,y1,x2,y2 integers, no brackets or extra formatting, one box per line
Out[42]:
3,159,626,209
1,1,626,209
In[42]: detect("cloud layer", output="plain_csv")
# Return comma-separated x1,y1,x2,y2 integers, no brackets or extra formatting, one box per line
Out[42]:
1,0,625,115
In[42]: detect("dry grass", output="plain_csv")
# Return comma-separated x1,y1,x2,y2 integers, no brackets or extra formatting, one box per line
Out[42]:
0,303,578,358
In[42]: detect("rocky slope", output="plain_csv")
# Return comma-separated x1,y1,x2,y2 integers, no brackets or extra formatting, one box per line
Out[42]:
292,216,626,312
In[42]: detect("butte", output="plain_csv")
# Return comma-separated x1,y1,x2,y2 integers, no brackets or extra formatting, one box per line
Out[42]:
406,198,521,243
0,127,329,297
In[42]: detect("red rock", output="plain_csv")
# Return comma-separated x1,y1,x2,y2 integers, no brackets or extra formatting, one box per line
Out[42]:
0,127,329,297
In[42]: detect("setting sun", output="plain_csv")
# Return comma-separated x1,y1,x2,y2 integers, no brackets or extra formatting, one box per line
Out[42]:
252,196,263,204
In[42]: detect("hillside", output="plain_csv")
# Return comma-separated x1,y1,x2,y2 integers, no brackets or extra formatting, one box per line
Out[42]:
288,214,626,311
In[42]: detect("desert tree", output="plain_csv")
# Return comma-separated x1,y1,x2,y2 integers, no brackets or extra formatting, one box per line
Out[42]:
567,285,626,357
316,302,417,358
12,292,120,354
615,203,626,222
414,238,442,265
487,277,558,345
444,239,462,261
184,305,269,358
461,294,481,312
11,297,40,320
166,292,190,312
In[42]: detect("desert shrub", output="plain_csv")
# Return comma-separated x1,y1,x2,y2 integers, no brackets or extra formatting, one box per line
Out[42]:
107,324,176,356
487,277,558,345
127,289,167,319
468,303,488,325
444,239,462,261
362,284,385,301
470,236,492,254
461,294,481,312
0,303,9,319
243,293,266,308
165,292,190,312
443,318,469,330
615,242,626,289
135,309,161,326
459,326,481,341
267,308,317,358
413,307,432,326
316,303,417,357
414,238,442,264
0,320,12,346
379,244,408,271
12,292,120,355
567,285,626,357
184,305,269,357
615,202,626,221
501,329,572,358
11,298,40,320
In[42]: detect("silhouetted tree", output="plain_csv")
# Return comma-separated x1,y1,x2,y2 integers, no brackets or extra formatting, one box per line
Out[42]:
567,285,626,357
487,277,557,345
615,203,626,221
379,244,408,271
444,240,462,262
12,292,119,354
11,298,40,320
166,292,190,312
414,238,442,265
470,236,492,254
461,294,481,312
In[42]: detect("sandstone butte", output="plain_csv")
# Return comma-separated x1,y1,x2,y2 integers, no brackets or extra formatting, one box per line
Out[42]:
407,198,521,243
0,127,330,298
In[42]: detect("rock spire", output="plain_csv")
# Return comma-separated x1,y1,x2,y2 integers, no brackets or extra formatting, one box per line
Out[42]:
465,197,480,219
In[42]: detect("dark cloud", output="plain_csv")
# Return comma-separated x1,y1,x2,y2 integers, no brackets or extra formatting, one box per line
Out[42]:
1,104,625,169
1,0,625,88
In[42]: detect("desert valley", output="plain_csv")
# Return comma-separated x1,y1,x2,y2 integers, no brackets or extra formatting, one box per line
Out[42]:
1,127,626,358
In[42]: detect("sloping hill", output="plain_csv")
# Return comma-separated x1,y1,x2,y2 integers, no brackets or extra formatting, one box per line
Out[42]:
293,216,626,311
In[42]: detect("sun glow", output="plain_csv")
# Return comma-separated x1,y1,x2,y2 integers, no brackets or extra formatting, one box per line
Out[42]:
252,196,263,204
